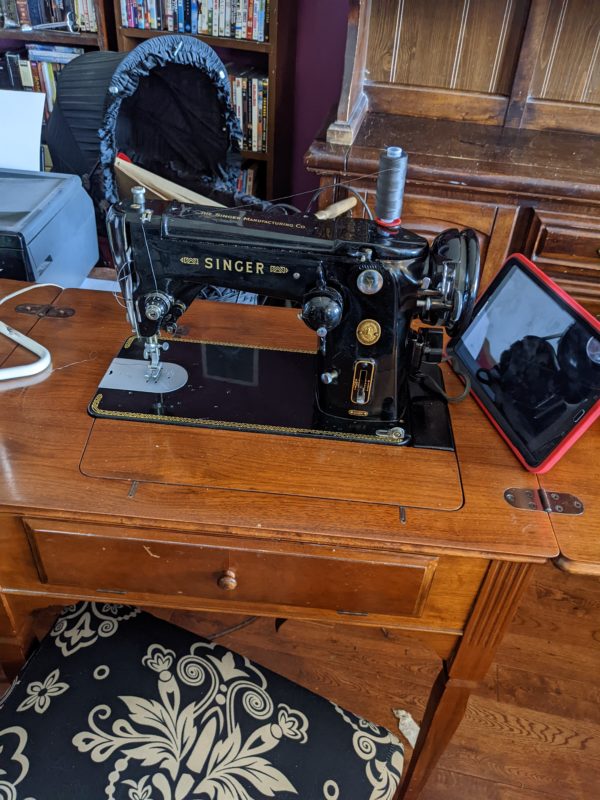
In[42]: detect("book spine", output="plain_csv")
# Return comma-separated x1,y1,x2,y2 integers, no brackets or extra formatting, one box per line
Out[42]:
18,58,34,90
230,0,236,37
35,62,49,118
28,0,44,26
5,53,23,88
241,76,247,148
30,61,42,93
89,0,98,30
241,0,247,40
177,0,183,31
191,0,198,32
225,0,231,37
183,0,191,31
233,0,240,38
251,77,257,152
256,79,262,153
233,75,242,133
218,0,225,36
27,51,79,63
147,0,156,28
15,0,31,24
258,0,265,42
264,0,269,41
262,76,268,152
5,0,19,23
83,0,91,31
211,0,218,35
246,0,253,39
41,62,53,115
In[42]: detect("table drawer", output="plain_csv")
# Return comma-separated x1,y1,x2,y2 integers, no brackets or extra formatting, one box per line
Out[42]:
534,219,600,267
23,518,438,618
526,211,600,315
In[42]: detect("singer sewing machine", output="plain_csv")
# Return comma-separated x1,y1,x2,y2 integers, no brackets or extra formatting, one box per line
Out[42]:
92,150,480,448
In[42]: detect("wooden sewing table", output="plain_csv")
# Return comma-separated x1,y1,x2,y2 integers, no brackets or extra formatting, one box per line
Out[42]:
0,280,596,799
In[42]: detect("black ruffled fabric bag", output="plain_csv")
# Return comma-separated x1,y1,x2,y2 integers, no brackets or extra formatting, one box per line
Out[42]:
46,34,270,214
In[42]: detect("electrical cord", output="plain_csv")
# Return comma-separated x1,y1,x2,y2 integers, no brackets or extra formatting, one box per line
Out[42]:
0,283,63,381
415,356,472,404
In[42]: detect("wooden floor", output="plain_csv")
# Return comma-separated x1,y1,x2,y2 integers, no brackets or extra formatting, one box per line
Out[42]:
165,562,600,800
1,562,598,798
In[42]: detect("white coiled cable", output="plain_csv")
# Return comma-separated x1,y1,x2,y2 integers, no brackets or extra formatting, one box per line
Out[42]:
0,283,63,381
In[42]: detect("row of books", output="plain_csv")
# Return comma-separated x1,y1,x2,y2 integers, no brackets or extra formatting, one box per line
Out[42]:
1,0,98,32
236,160,259,195
119,0,269,41
228,66,268,153
1,44,84,120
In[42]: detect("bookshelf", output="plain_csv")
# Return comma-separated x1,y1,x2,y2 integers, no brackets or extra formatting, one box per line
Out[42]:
112,0,296,199
1,0,113,137
0,0,112,50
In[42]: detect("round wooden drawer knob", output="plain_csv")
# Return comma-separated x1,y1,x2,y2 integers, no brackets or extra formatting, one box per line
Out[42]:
217,569,238,591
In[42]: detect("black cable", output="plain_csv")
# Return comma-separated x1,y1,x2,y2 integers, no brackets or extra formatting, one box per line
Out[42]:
416,357,472,404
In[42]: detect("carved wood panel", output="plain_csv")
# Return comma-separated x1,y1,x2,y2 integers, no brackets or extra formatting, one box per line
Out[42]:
367,0,529,95
531,0,600,104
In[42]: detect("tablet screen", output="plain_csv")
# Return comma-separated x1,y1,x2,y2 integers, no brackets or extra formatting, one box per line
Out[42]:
451,258,600,467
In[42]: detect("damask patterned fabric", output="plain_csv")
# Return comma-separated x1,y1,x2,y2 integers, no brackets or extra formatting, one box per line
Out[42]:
0,603,404,800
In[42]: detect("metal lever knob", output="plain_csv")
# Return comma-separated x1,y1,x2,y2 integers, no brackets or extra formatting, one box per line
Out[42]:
217,569,238,591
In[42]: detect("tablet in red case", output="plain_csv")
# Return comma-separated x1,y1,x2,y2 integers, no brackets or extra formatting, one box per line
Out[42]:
448,254,600,473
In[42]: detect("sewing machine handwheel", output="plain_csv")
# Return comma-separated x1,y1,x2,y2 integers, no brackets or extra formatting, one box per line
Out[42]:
421,228,480,337
446,228,480,337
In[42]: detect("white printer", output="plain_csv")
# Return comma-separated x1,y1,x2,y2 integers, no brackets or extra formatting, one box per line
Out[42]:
0,168,99,287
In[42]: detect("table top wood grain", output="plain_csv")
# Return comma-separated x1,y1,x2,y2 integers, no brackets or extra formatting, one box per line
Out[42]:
1,279,592,566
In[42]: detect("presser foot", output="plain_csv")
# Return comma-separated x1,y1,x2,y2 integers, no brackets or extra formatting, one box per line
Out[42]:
143,336,170,383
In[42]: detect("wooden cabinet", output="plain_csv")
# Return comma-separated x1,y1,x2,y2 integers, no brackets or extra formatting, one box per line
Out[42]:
306,0,600,314
111,0,296,199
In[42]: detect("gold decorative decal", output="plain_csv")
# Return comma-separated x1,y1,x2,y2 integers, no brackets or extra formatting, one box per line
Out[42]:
356,319,381,346
351,359,375,405
180,256,268,274
90,393,397,445
348,409,369,417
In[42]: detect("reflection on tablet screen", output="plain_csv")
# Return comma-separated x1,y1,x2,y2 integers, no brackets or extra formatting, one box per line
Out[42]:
453,261,600,466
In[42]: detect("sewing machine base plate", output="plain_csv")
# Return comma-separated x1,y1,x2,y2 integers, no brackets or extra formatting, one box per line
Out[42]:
89,337,454,449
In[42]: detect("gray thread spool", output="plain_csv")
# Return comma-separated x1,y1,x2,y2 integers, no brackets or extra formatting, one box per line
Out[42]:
375,146,408,224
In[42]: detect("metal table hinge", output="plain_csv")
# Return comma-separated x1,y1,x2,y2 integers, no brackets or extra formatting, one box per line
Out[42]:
504,488,584,515
15,303,75,318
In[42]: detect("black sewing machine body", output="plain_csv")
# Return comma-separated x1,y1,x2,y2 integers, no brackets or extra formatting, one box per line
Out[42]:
102,198,479,444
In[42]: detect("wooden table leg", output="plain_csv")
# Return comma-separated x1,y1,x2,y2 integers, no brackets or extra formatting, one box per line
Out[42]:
0,595,35,681
397,560,535,800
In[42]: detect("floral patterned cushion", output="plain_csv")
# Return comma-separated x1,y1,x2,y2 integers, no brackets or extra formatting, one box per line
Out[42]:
0,602,404,800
